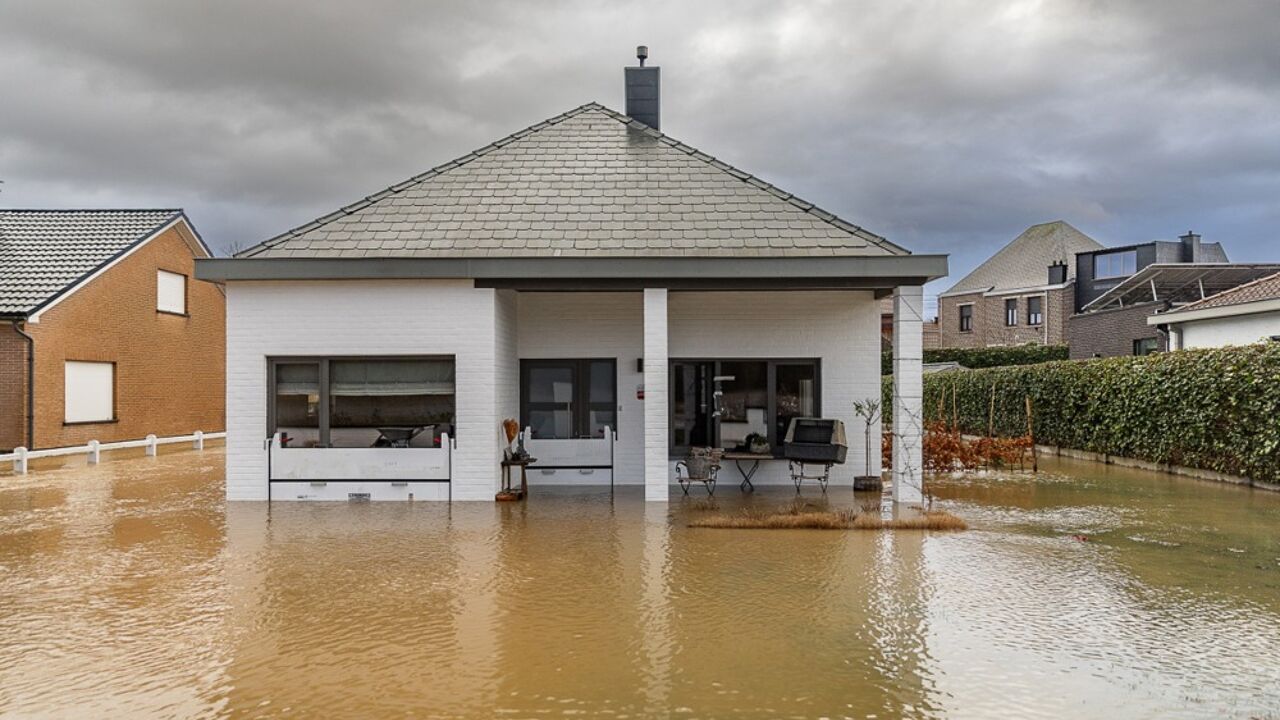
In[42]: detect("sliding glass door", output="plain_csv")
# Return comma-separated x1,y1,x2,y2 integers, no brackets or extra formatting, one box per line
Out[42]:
669,358,820,457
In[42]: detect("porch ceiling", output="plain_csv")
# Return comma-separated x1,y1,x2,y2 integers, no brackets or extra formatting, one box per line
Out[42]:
195,254,948,291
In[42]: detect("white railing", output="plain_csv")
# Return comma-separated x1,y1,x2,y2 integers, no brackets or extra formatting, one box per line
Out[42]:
2,431,226,474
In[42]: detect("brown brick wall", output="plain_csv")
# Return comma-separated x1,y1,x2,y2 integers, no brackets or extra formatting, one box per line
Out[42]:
938,291,986,348
1067,302,1165,359
24,222,225,449
938,286,1072,348
0,326,27,451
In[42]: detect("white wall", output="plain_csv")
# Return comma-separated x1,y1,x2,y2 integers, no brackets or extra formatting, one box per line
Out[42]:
227,283,883,499
517,292,645,480
517,290,882,487
224,280,503,501
1177,310,1280,349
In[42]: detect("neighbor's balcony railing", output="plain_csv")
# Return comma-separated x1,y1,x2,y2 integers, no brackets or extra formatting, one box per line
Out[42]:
3,431,225,474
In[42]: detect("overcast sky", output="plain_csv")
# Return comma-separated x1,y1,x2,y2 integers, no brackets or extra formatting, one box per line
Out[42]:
1,0,1277,309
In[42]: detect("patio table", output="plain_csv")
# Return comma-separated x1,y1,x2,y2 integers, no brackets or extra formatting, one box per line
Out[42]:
720,451,776,492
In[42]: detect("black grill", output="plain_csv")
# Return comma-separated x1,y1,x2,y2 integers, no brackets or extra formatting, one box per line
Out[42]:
782,418,848,464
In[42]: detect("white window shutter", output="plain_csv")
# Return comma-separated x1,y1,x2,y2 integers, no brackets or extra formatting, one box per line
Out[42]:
157,270,186,314
65,361,115,423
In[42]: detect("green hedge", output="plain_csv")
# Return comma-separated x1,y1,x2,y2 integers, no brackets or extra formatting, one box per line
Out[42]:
882,344,1280,483
881,345,1068,374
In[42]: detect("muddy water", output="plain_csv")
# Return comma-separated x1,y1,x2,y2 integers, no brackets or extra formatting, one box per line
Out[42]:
1,448,1278,718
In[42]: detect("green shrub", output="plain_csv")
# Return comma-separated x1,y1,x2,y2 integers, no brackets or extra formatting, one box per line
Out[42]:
881,345,1068,374
883,344,1280,483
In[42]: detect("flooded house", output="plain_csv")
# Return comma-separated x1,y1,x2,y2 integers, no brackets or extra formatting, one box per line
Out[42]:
197,51,946,503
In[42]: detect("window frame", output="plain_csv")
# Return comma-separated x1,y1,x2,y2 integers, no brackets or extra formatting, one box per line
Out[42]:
1133,338,1160,356
267,355,456,447
1094,250,1138,280
668,357,821,458
958,304,974,332
519,358,618,439
63,360,117,425
1004,298,1019,327
156,268,189,316
1026,296,1044,326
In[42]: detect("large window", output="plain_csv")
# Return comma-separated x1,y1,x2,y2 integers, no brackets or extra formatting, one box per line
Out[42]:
270,357,455,448
670,359,819,456
1004,298,1018,326
64,361,115,424
1027,296,1044,326
958,304,973,332
1094,250,1137,279
520,359,616,439
156,269,187,315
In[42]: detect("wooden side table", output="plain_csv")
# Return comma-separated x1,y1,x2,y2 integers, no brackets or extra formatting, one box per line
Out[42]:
497,456,536,501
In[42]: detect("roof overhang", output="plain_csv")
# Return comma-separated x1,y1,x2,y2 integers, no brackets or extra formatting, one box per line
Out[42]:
195,254,948,291
1148,297,1280,326
1082,263,1280,312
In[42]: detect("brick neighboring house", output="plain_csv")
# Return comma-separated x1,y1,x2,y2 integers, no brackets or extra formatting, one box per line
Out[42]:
1066,232,1280,358
937,221,1102,348
0,210,225,451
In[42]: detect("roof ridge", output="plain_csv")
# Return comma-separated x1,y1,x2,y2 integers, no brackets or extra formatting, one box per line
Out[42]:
239,101,901,257
1176,270,1280,311
238,103,605,257
581,105,903,254
0,208,182,214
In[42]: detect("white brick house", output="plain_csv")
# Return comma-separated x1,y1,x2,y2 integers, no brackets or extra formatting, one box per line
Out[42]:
197,62,945,504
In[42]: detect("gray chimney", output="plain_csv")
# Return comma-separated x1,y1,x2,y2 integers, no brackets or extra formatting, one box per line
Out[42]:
625,45,660,130
1180,230,1202,262
1048,261,1068,285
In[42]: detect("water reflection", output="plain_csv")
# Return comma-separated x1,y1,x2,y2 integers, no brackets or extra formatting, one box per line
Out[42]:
0,450,1278,717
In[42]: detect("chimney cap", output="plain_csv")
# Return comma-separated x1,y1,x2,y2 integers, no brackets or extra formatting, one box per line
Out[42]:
636,45,648,66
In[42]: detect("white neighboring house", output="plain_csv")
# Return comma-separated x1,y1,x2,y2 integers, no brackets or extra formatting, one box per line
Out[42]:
1149,271,1280,350
197,59,946,504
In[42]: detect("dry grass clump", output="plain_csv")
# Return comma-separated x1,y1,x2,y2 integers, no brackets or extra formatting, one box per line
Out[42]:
686,497,721,512
688,506,966,531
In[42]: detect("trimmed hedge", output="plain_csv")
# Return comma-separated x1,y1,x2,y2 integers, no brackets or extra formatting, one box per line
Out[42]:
881,343,1280,483
881,345,1068,374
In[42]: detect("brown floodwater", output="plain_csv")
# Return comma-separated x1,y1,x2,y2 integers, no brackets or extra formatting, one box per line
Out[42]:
1,446,1279,718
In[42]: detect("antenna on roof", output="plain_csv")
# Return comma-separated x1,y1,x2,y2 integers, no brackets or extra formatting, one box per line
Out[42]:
636,45,648,67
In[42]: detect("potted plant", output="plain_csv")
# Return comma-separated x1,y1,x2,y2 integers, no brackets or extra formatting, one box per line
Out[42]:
851,398,883,491
744,432,770,455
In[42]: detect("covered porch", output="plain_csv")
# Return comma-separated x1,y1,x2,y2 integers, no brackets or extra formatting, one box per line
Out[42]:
477,254,942,504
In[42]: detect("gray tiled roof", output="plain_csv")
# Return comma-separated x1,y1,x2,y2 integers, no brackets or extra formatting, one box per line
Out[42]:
0,209,182,316
240,103,904,259
942,221,1103,296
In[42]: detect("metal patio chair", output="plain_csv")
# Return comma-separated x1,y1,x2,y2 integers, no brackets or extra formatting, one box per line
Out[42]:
676,447,723,496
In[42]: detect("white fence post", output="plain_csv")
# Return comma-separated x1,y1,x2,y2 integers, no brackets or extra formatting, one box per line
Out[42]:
13,447,28,474
87,440,101,465
193,431,204,450
145,434,158,457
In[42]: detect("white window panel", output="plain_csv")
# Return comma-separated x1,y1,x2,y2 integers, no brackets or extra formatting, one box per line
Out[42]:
157,270,187,314
65,361,114,423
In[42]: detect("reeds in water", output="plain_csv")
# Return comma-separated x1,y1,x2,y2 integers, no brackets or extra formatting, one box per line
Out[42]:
688,506,966,531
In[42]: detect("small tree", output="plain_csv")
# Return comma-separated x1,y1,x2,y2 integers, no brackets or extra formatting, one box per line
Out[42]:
851,398,882,478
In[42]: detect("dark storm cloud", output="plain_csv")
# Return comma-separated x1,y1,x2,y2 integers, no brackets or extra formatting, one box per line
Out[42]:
1,0,1277,306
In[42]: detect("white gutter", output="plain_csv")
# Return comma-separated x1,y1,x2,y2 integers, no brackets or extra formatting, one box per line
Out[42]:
1147,297,1280,326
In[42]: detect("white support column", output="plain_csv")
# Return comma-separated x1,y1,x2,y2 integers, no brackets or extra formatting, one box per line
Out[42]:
643,289,669,502
892,285,924,505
